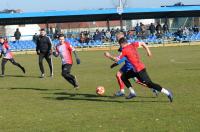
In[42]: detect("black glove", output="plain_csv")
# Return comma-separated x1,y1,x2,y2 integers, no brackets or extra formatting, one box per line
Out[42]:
53,51,57,57
110,63,119,69
76,58,81,64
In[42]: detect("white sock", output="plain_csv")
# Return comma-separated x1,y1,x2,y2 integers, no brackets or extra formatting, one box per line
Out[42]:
161,88,170,96
120,89,125,93
129,87,136,94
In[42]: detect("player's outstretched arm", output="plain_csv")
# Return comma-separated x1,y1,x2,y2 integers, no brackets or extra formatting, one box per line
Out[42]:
140,42,152,57
110,57,127,69
104,52,118,62
73,51,80,64
117,57,127,65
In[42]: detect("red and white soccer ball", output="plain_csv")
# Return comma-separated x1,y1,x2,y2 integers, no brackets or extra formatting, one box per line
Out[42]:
96,86,105,96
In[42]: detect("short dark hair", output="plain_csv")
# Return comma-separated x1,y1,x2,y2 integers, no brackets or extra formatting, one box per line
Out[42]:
118,37,127,45
59,34,65,38
40,28,45,31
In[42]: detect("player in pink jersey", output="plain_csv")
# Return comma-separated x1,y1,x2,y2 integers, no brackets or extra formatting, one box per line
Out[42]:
53,34,80,89
0,37,25,77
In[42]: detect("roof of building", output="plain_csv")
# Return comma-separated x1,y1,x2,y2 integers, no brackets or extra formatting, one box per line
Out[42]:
0,6,200,25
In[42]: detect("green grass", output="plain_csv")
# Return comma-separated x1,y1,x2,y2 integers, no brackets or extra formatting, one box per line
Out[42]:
0,45,200,132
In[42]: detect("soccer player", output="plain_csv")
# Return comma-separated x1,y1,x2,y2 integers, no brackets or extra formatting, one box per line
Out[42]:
105,38,173,102
36,29,53,78
53,34,80,89
113,32,130,96
0,37,25,77
109,32,158,97
110,54,158,97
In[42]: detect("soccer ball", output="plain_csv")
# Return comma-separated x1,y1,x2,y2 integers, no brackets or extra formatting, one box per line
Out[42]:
96,86,105,96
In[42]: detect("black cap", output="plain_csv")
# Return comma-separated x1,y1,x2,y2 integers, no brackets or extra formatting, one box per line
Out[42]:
40,28,45,31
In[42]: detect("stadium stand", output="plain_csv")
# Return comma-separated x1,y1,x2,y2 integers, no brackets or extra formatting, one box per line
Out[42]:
7,31,200,51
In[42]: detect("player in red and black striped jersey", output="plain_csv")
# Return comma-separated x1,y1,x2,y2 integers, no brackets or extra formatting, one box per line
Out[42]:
0,37,25,77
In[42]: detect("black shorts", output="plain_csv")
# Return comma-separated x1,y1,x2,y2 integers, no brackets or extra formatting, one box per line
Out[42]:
124,68,152,84
2,58,16,64
124,70,139,79
137,69,152,84
62,64,72,74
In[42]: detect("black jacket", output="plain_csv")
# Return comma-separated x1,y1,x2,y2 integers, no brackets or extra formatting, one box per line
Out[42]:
14,31,21,40
36,35,52,53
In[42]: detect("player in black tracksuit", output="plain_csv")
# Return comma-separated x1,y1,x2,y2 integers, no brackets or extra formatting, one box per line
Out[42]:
36,29,53,78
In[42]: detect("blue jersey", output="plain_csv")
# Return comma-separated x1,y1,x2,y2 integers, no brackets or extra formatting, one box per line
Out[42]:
117,57,135,73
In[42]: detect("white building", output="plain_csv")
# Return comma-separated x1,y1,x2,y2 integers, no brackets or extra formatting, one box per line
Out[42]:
1,24,40,41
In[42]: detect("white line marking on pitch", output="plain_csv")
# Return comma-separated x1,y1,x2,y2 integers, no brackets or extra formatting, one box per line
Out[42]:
170,59,192,64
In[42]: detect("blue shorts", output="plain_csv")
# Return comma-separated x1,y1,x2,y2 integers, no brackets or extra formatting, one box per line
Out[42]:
120,64,133,73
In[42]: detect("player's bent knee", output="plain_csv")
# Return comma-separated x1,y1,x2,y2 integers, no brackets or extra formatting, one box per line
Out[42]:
121,74,127,82
62,72,70,77
116,71,122,78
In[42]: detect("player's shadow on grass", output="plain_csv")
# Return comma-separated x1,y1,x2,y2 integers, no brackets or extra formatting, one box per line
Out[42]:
54,92,113,98
7,87,62,91
53,92,157,98
136,96,157,99
4,75,40,78
43,92,168,103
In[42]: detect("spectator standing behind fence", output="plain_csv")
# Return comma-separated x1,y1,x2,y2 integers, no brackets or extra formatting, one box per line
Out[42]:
183,27,189,37
155,22,162,39
156,22,162,34
140,22,145,36
101,29,106,40
14,28,21,42
105,30,111,42
193,25,199,34
79,32,85,43
110,28,116,42
135,23,141,36
93,29,102,41
49,27,54,39
163,22,169,34
149,23,156,36
174,27,184,41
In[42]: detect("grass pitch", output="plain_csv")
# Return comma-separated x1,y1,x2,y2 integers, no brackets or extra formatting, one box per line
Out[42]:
0,45,200,132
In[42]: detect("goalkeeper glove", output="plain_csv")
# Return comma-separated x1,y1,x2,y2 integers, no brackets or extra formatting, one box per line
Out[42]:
76,58,81,64
110,63,118,69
